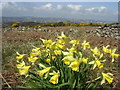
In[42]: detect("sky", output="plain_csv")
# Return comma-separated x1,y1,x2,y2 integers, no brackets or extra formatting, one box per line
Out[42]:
1,2,119,22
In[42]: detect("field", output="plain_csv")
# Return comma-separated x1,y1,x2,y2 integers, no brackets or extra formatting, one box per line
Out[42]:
2,26,120,88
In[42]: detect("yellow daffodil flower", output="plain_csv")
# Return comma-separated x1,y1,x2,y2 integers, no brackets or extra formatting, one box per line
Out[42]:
45,59,51,63
38,67,52,77
81,40,90,50
58,32,67,40
89,58,105,69
19,66,31,75
16,61,25,69
49,71,60,84
28,56,38,63
69,40,79,45
56,44,65,49
67,46,77,53
52,56,56,60
69,60,80,71
44,72,49,79
41,39,53,47
30,52,41,57
78,58,83,63
110,48,119,62
49,42,56,49
16,52,25,61
101,72,113,85
44,49,50,55
32,48,40,52
102,45,111,53
57,39,65,44
91,47,101,56
62,51,73,56
62,56,76,65
82,58,88,64
54,50,62,55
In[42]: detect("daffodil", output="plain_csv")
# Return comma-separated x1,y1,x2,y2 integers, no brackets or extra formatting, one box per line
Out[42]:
78,52,88,64
49,42,56,49
101,72,113,85
54,50,62,55
57,39,65,44
45,58,51,63
44,72,49,79
58,32,67,40
62,51,73,56
19,66,31,75
38,67,52,77
69,60,80,71
16,52,25,61
102,45,111,53
16,61,25,69
49,71,60,84
38,63,46,68
91,47,101,56
62,56,75,65
32,48,40,52
89,58,105,69
69,40,79,45
44,49,50,55
81,40,90,50
56,44,65,49
49,45,56,50
28,56,38,63
52,56,56,60
82,58,88,64
41,39,53,47
67,46,77,53
110,48,119,62
30,52,41,57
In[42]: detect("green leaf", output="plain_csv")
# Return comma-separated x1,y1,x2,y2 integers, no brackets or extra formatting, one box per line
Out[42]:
55,82,69,88
17,86,28,88
72,79,77,88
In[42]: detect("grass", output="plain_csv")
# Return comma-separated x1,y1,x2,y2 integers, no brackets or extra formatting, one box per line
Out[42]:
2,41,42,70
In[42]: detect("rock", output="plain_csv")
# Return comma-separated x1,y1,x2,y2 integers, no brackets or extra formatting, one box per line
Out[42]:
91,24,120,39
86,30,90,33
96,33,101,37
115,36,120,40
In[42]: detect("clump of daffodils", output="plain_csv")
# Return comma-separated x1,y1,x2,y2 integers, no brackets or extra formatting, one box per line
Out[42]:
16,32,119,88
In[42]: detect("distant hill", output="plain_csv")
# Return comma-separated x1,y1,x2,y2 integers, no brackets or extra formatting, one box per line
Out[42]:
2,17,115,27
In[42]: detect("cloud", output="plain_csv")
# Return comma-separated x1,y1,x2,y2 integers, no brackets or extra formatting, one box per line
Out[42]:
86,6,107,13
2,2,27,17
67,4,82,11
2,2,27,11
1,2,17,8
42,3,52,10
33,3,54,11
56,5,63,10
98,6,107,12
33,3,82,12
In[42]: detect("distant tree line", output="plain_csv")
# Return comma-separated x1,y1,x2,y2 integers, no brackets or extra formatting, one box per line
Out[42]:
9,22,119,28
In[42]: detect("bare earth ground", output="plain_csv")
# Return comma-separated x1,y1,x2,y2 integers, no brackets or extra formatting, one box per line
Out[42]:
2,26,120,88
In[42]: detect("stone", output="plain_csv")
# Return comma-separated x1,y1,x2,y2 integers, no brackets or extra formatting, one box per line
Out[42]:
115,36,120,40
